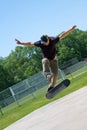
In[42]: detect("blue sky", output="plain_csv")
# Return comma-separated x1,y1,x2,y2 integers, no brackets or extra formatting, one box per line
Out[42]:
0,0,87,57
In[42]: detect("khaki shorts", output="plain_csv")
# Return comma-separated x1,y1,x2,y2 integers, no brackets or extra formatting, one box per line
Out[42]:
42,56,58,75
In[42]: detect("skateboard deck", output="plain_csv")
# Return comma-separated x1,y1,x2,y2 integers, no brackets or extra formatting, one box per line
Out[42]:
46,79,70,99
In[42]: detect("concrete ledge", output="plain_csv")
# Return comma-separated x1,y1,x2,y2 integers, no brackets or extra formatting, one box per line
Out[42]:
4,86,87,130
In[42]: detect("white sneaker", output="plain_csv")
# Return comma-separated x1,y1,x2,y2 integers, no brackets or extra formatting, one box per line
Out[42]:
46,74,53,82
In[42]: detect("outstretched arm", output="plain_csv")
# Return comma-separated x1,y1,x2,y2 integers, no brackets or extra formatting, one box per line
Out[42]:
15,39,35,46
59,25,76,40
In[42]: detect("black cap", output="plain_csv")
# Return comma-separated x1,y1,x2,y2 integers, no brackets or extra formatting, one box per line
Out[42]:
40,35,48,44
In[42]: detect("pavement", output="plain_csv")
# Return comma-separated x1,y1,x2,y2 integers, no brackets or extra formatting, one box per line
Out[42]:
4,86,87,130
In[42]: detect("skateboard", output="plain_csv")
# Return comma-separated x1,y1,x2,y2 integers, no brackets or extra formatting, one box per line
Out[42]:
46,79,70,99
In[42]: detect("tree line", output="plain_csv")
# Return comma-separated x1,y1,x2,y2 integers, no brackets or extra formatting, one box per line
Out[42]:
0,28,87,92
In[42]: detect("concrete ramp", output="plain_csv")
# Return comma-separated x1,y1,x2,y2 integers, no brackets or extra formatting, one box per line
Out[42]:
4,86,87,130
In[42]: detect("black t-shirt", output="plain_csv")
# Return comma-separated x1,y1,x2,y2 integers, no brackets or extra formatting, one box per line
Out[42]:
34,36,60,60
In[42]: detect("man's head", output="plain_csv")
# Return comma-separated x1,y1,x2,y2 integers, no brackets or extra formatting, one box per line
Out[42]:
40,35,50,46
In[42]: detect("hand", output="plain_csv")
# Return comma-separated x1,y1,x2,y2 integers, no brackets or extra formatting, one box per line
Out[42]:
15,39,22,44
72,25,77,30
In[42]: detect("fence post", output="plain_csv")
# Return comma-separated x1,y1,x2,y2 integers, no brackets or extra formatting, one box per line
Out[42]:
25,79,36,99
59,69,66,80
0,106,3,115
9,87,20,106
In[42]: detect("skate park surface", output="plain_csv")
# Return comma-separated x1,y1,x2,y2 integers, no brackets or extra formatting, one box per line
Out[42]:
4,86,87,130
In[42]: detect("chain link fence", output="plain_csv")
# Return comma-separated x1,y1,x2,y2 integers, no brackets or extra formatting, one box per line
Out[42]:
0,70,65,109
0,60,87,115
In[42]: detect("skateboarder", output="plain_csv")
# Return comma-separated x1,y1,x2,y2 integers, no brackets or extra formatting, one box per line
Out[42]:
15,25,76,92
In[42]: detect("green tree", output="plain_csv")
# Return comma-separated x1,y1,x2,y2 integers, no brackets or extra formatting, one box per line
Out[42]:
3,46,42,85
0,64,12,91
57,29,87,65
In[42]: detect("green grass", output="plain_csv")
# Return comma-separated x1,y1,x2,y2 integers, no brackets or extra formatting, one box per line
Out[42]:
0,69,87,130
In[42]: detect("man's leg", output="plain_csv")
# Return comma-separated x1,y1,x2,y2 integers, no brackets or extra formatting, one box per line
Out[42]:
42,58,53,83
49,58,58,88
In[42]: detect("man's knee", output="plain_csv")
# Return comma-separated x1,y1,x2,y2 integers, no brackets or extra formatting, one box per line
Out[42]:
42,58,49,64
